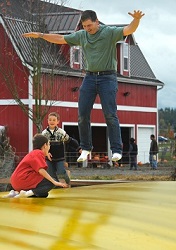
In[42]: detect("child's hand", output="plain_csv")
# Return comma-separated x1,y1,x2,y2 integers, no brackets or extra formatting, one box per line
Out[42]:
47,153,52,161
55,181,68,188
153,155,156,161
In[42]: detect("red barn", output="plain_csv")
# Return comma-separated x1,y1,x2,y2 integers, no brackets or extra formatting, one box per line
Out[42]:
0,1,164,164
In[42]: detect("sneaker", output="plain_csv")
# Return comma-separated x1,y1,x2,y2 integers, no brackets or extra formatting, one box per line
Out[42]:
2,190,19,198
15,190,34,198
112,153,122,162
77,150,90,162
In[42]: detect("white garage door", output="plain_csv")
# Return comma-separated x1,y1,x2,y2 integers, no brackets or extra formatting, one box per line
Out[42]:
137,127,155,164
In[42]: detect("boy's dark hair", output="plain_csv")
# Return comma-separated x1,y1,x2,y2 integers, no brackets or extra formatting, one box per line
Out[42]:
81,10,97,22
33,134,48,150
48,112,60,120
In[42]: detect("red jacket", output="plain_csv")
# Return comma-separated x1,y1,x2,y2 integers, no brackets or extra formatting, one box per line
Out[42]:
11,149,47,191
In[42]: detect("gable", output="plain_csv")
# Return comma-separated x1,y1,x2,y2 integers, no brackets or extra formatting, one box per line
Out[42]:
130,44,156,79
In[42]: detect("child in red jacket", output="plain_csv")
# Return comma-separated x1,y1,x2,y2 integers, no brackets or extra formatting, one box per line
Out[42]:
4,134,68,198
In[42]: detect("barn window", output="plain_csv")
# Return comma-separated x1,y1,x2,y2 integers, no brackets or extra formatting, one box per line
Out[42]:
123,42,129,71
70,46,85,69
74,48,79,63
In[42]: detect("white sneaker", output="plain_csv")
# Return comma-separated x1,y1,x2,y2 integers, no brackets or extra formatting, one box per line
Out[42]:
15,190,34,198
77,150,90,162
2,190,19,198
112,153,122,162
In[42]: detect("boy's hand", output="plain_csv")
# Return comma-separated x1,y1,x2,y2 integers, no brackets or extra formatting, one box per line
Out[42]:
55,181,68,188
47,152,52,161
153,155,156,161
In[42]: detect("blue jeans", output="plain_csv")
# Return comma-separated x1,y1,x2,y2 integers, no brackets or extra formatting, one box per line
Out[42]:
129,155,138,170
149,154,157,169
46,160,70,184
32,178,55,197
78,73,122,154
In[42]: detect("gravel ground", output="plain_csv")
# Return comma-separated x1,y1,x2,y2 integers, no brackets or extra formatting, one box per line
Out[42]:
69,163,176,181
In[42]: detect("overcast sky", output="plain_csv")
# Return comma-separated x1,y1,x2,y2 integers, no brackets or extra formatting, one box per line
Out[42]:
64,0,176,109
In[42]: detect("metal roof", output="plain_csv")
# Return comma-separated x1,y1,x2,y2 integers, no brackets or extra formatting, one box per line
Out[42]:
44,12,81,33
2,16,67,68
0,0,81,68
0,0,79,20
130,44,156,80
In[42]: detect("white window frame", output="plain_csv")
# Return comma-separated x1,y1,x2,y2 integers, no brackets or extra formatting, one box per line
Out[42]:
70,46,83,69
123,42,129,71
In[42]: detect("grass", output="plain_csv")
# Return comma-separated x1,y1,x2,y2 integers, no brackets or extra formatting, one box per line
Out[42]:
72,174,171,181
70,162,176,182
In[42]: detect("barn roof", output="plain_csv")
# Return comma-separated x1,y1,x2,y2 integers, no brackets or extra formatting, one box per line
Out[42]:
44,12,81,33
1,14,81,68
0,0,79,20
130,44,156,80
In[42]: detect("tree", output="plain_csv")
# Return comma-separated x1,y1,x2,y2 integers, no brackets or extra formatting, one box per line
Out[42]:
158,108,176,137
0,0,70,132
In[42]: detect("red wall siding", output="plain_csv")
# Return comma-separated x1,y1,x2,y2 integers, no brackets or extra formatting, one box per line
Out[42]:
90,109,157,125
0,71,157,155
0,25,29,99
41,106,157,128
118,83,157,107
60,44,70,65
42,75,157,108
118,111,157,125
0,105,28,153
42,74,82,103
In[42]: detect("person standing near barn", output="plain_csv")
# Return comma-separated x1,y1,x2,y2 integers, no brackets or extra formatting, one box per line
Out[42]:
128,138,138,170
22,9,145,163
149,134,159,170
